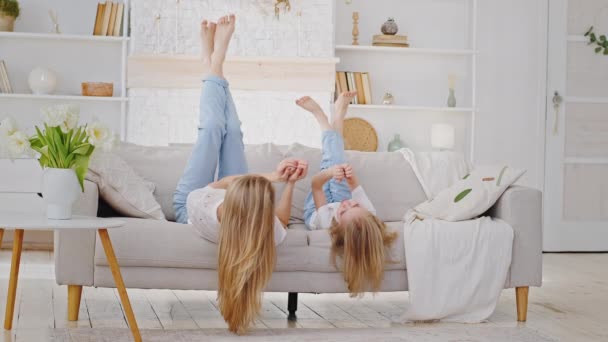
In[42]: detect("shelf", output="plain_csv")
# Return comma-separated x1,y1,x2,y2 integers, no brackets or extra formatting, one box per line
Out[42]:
0,31,129,43
0,93,128,102
335,44,476,55
348,104,474,112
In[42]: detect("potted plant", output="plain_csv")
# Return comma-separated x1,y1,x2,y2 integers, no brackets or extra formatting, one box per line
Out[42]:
0,0,20,32
0,105,112,219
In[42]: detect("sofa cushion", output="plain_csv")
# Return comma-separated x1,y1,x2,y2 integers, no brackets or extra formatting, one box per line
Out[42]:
94,218,309,272
116,143,285,222
306,221,406,272
285,143,427,222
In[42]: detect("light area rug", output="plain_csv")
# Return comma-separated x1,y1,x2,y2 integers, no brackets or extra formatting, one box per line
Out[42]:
49,326,556,342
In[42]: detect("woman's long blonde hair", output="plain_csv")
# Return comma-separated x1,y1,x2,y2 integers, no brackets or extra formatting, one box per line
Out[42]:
218,175,277,334
330,213,397,297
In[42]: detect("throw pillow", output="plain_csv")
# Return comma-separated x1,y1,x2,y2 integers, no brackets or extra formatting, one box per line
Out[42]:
87,152,166,220
406,165,525,222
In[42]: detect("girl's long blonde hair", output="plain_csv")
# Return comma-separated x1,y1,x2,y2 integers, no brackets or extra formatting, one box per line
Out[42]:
330,213,397,297
218,175,277,334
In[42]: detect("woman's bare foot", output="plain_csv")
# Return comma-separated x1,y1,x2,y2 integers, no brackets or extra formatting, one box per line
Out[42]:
200,20,216,66
210,14,236,76
332,91,357,135
296,96,331,131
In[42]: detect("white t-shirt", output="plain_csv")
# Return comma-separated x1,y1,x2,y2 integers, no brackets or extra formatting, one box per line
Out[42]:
186,186,287,246
308,186,376,230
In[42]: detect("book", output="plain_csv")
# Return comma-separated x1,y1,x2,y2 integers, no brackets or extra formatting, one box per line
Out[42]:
362,72,372,105
354,72,365,105
100,1,113,36
93,3,105,35
0,60,12,94
347,72,358,104
108,2,118,36
337,72,348,97
112,3,124,36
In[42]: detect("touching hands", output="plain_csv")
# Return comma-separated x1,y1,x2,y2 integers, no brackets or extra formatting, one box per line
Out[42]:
275,158,308,183
331,163,358,189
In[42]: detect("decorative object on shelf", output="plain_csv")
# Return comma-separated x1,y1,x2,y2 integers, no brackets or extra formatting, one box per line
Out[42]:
431,123,455,150
0,0,19,32
343,118,378,152
382,92,394,105
0,106,112,219
0,60,13,93
274,0,291,19
48,9,60,34
93,1,124,36
82,82,114,97
447,74,457,107
345,0,352,4
372,34,409,47
381,17,398,35
387,134,406,152
28,67,58,95
584,26,608,55
352,11,359,45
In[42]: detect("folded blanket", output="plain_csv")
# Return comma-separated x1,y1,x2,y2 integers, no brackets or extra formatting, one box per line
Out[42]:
401,217,513,322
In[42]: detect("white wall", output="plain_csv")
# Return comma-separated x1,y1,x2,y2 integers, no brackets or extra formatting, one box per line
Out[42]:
475,0,548,189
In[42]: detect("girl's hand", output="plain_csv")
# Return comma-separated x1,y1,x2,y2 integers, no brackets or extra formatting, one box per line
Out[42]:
288,160,308,183
332,164,348,182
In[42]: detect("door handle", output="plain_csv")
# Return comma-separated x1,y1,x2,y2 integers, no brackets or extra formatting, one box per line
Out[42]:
552,91,563,135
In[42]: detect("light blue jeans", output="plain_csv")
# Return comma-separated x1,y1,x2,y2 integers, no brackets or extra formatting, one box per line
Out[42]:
303,130,352,228
173,76,248,224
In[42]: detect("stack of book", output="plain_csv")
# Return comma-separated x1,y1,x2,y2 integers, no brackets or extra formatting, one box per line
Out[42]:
0,61,13,94
93,1,124,36
372,34,409,48
335,71,372,105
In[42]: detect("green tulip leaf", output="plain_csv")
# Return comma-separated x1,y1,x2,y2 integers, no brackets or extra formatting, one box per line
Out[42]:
454,188,472,203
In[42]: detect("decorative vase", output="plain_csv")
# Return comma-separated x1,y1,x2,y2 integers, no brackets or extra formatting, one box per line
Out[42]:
0,14,15,32
28,67,58,95
387,134,405,152
42,168,81,220
382,92,394,105
447,88,456,107
381,17,398,35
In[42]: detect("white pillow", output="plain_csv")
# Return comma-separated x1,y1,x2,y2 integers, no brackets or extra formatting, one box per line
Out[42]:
406,165,525,222
87,152,166,220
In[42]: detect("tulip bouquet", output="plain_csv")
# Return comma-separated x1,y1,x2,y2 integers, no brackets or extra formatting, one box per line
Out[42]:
0,104,112,191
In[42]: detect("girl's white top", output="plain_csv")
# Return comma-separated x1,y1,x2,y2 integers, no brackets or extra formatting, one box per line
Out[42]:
309,186,376,230
187,186,287,245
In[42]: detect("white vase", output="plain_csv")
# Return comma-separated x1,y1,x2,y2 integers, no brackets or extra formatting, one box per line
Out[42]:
28,67,58,95
42,168,81,220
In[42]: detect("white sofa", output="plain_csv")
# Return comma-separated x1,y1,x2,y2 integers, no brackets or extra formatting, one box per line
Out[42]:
57,142,542,322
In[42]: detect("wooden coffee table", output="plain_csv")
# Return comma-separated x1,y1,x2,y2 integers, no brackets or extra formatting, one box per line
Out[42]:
0,213,141,342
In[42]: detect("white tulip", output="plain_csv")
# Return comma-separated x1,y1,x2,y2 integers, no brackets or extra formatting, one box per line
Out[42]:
86,122,110,146
0,117,18,137
7,131,31,157
41,104,79,129
59,107,80,133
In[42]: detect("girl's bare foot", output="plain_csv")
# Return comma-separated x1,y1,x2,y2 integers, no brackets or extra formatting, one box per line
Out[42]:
200,20,216,66
211,14,236,74
296,96,331,131
332,91,357,135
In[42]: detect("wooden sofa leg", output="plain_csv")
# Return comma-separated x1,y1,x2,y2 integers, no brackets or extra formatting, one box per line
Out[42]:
68,285,83,321
287,292,298,321
516,286,529,322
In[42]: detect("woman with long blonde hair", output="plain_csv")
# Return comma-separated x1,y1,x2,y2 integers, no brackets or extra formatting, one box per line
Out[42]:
296,92,397,296
173,15,308,334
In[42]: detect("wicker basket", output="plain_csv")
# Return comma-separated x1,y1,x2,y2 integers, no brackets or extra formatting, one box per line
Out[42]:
343,118,378,152
81,82,113,97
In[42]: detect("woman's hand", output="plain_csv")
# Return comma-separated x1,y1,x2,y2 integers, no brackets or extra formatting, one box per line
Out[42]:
274,158,298,182
288,160,308,183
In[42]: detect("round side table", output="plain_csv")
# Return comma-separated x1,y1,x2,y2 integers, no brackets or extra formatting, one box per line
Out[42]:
0,213,141,342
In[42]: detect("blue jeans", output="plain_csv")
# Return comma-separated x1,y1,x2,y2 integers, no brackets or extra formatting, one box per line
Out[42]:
173,76,248,223
303,130,352,228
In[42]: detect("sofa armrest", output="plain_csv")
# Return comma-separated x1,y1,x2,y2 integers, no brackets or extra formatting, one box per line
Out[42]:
488,185,543,288
54,180,98,286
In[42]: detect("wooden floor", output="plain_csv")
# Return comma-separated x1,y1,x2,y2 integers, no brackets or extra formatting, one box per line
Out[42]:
0,251,606,341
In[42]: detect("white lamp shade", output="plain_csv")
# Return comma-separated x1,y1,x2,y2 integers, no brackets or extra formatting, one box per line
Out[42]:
431,123,455,150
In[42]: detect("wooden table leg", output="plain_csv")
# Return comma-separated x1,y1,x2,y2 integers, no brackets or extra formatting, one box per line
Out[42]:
0,229,4,247
98,229,141,342
4,229,24,330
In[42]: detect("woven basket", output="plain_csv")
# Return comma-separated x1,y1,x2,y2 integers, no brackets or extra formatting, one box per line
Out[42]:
343,118,378,152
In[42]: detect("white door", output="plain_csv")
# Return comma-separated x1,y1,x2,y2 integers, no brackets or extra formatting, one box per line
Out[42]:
544,0,608,251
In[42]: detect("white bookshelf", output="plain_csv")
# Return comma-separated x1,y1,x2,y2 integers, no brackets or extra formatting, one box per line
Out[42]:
334,0,477,158
0,0,130,140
